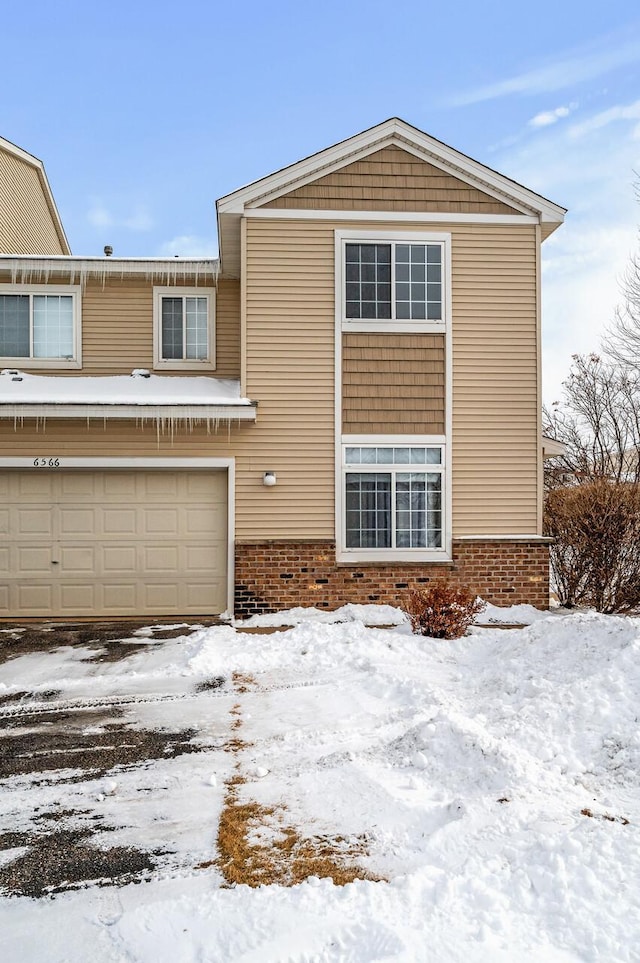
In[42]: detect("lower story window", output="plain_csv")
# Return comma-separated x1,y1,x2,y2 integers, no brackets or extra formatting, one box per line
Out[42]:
343,446,444,552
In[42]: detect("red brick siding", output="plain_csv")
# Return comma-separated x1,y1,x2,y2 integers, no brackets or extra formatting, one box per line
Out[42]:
234,540,549,617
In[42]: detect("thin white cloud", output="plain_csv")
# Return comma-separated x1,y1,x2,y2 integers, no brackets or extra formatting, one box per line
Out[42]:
86,197,153,233
157,235,218,257
448,35,640,106
567,99,640,137
491,102,640,403
87,202,113,228
528,105,573,128
123,207,153,232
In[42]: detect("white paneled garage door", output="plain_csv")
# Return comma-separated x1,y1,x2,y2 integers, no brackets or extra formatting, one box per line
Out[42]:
0,469,228,617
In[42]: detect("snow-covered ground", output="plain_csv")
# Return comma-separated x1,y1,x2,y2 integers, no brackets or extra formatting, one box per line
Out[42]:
1,604,639,961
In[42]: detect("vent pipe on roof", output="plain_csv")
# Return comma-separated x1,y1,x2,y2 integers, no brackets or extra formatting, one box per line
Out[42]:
104,245,113,257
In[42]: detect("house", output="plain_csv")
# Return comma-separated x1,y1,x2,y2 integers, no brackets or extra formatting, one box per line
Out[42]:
0,136,70,255
0,119,565,619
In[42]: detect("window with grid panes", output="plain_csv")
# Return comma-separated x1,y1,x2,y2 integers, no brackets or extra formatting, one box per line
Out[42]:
344,446,444,551
345,241,442,322
0,289,77,362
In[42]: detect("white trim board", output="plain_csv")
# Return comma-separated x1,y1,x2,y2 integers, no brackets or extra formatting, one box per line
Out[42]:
455,535,552,542
244,209,539,224
0,404,256,421
333,224,453,563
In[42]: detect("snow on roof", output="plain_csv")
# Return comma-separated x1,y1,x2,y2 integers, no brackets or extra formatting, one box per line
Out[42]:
0,369,252,407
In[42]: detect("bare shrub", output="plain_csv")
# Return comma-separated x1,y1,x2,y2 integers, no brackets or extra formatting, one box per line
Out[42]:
545,478,640,612
405,583,486,639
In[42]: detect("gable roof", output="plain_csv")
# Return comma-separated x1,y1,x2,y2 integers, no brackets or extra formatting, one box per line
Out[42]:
216,117,565,276
218,117,565,219
0,136,71,255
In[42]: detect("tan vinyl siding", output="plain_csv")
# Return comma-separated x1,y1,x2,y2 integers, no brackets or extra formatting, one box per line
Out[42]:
451,223,538,535
1,218,540,541
0,148,66,254
216,279,241,378
260,147,518,214
244,217,335,538
0,274,241,378
82,279,153,373
244,217,539,538
342,333,445,433
0,419,318,543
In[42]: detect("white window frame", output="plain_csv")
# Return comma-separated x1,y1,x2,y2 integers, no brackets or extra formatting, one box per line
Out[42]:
338,437,449,563
0,284,82,369
153,287,216,371
336,229,451,334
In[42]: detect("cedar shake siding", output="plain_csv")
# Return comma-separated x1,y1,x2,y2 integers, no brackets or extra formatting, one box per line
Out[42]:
342,333,445,434
260,146,519,214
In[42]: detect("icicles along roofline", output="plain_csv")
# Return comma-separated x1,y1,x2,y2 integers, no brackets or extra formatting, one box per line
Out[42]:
0,256,220,288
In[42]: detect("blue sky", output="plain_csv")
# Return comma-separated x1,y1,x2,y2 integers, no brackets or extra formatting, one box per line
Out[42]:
3,0,640,399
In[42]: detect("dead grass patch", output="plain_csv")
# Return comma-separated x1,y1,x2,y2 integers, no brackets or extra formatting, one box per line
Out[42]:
211,784,382,888
201,668,384,888
581,807,629,825
232,672,258,693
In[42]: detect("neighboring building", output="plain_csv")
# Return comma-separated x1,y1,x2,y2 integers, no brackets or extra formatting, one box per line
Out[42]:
0,136,70,255
0,118,565,619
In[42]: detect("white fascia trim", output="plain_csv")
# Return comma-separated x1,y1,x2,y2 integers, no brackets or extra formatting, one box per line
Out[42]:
0,455,237,613
0,256,219,276
455,534,553,542
0,136,44,167
0,455,234,468
385,135,551,219
0,404,257,420
218,119,565,222
219,124,401,212
247,135,537,218
245,209,539,224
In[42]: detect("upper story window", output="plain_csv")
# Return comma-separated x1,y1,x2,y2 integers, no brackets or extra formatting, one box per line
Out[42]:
338,230,449,333
346,242,442,321
153,287,216,371
0,285,81,368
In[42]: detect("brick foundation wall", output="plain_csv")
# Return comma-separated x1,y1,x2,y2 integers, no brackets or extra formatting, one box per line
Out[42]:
234,540,550,617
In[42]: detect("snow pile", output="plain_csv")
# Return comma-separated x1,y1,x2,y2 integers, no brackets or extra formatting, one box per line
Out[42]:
479,601,552,624
0,370,250,406
236,602,407,627
1,607,640,961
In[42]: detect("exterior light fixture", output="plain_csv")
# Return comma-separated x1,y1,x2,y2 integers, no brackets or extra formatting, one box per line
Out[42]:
263,471,277,487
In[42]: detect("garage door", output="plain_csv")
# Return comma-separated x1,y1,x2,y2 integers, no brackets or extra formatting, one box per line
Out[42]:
0,470,228,617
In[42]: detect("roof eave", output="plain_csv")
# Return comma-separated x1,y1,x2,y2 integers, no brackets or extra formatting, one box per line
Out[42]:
0,402,257,421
